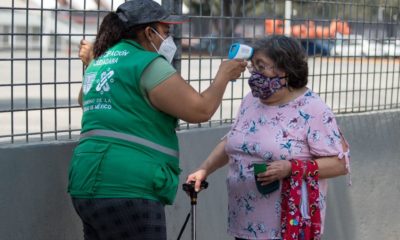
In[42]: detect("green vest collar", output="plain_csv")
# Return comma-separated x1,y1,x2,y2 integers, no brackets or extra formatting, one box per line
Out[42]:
121,39,146,51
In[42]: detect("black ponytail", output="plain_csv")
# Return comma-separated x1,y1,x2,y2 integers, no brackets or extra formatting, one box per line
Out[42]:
93,12,158,59
93,12,125,59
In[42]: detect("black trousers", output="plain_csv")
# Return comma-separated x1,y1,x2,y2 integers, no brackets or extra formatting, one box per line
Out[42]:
72,198,166,240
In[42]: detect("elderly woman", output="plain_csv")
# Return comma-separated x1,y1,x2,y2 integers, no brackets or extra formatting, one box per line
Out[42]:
68,0,247,239
187,35,350,240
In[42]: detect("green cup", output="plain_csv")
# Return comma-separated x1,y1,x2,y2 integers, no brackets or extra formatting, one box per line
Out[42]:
253,163,279,195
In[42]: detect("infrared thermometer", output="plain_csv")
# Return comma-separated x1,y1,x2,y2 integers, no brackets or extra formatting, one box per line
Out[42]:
228,43,254,60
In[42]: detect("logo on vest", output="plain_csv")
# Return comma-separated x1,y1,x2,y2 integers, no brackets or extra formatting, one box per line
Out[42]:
83,72,96,95
96,69,114,94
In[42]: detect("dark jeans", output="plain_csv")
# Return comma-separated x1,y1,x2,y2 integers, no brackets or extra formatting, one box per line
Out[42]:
72,198,166,240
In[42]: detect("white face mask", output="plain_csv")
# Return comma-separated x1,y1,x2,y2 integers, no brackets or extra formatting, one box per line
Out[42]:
150,28,177,63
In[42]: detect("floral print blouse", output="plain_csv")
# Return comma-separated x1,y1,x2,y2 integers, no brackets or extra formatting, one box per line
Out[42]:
225,89,350,240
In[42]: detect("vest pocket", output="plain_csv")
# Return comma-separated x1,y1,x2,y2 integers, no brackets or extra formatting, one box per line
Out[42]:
152,161,181,205
68,142,110,196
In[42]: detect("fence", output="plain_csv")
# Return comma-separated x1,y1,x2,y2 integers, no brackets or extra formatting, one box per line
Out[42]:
1,0,399,144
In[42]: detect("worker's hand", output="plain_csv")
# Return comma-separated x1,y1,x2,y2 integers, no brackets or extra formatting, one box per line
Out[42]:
216,59,248,82
186,169,207,192
79,39,94,66
256,160,292,185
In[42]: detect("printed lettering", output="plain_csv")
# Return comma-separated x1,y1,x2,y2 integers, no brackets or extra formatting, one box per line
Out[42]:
92,58,119,66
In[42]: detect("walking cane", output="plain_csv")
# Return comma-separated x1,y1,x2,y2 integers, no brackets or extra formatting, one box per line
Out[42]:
177,181,208,240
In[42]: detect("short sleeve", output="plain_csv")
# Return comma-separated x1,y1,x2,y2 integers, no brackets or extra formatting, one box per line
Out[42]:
307,106,351,181
307,107,342,156
140,57,177,92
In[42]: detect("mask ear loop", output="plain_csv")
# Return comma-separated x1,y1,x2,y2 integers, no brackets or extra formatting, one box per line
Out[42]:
280,76,289,88
247,64,254,73
149,41,159,52
151,27,166,41
148,27,165,53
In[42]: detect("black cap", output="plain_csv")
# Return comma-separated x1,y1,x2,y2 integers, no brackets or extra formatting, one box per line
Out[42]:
116,0,187,28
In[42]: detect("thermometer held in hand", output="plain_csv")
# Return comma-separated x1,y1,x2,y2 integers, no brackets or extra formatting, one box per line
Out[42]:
228,43,253,82
228,43,254,60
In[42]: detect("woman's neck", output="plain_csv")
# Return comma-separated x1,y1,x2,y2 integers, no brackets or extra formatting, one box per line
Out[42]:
260,87,308,106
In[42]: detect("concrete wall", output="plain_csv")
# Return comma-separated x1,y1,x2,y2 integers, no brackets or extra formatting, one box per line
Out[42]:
1,110,399,240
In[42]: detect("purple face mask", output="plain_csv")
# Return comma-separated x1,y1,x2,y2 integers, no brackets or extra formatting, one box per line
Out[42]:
248,71,287,99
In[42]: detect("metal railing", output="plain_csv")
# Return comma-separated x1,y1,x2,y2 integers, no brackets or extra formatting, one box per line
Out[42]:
1,0,399,144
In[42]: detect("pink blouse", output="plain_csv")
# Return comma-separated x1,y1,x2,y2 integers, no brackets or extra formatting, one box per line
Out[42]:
225,89,350,239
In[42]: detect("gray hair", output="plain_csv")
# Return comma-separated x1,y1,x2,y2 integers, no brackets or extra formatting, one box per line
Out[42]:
252,35,308,89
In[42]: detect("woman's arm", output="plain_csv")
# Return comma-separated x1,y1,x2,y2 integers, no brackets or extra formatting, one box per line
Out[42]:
315,155,348,179
76,39,247,121
148,60,247,123
257,136,349,184
256,155,347,185
315,134,349,178
186,139,229,191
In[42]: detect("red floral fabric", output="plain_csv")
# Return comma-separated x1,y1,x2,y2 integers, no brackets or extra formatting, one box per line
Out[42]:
280,159,321,240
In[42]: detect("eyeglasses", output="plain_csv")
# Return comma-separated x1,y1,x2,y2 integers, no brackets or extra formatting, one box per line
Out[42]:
254,63,275,72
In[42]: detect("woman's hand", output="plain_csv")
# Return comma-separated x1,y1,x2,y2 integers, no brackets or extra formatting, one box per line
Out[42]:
256,160,292,185
186,169,208,192
79,39,93,66
215,59,248,82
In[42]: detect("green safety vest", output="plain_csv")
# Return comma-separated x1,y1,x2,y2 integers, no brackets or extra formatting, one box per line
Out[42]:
68,39,181,205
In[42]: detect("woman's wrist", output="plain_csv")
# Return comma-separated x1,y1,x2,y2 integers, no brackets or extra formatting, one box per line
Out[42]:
284,160,292,178
214,71,230,85
197,167,209,178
